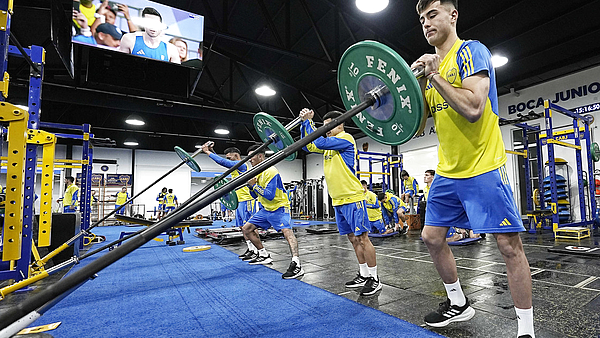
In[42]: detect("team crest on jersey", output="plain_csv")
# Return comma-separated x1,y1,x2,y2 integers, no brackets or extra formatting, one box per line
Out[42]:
446,68,458,84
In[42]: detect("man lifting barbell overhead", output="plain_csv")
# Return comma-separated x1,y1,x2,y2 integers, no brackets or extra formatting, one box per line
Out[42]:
201,142,261,261
300,108,381,296
242,144,304,279
414,1,534,336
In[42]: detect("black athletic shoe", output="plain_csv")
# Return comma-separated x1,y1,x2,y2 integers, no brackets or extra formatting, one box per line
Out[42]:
249,254,273,265
424,298,476,327
360,277,382,296
399,225,409,235
282,261,305,279
238,249,251,259
345,273,368,288
242,251,258,262
517,336,533,338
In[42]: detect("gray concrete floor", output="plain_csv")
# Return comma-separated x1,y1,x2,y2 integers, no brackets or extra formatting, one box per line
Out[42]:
224,225,600,338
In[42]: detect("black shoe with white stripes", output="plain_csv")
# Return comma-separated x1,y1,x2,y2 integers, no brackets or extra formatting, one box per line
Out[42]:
360,277,382,296
345,273,368,288
282,261,304,279
249,254,273,265
424,298,475,327
238,249,251,259
242,251,258,262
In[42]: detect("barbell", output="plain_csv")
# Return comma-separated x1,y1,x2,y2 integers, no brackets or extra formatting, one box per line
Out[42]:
0,40,426,333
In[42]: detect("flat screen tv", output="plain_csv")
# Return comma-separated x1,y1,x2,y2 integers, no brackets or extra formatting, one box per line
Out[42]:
71,0,204,68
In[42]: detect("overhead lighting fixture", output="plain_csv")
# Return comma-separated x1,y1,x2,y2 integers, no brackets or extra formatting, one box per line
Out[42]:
123,138,139,146
195,144,203,149
265,150,274,155
255,85,276,97
356,0,389,13
214,126,230,135
491,55,508,68
125,115,145,126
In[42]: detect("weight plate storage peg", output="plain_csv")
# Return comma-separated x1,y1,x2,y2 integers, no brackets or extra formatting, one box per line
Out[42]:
337,40,426,145
214,177,239,210
253,112,297,161
174,146,201,172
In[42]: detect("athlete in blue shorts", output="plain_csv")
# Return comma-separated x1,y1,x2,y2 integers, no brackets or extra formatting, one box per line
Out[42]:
242,145,303,279
414,1,534,336
301,109,381,296
361,180,390,235
378,191,408,235
201,142,261,259
400,170,419,205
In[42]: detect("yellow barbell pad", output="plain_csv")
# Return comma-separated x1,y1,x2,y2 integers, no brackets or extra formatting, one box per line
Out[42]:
183,245,211,252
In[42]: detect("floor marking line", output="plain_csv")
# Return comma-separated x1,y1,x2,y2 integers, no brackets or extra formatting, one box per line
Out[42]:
574,276,599,288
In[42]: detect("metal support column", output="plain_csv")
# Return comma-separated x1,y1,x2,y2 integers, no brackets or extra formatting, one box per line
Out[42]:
584,122,597,228
572,119,586,221
543,101,560,230
391,145,399,194
80,124,93,232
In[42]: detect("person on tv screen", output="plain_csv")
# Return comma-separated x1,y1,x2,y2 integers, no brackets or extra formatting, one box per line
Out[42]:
73,11,122,48
119,7,180,63
169,37,188,62
90,0,138,35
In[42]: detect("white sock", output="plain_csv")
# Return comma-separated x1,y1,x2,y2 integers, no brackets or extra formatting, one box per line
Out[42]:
444,279,466,307
515,307,535,338
258,248,268,257
292,256,300,266
246,240,257,252
359,263,369,278
368,265,378,281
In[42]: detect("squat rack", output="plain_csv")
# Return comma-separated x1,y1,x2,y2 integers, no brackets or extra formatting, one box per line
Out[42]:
356,150,402,192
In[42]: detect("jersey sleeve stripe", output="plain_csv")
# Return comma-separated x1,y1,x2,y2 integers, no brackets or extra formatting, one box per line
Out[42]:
465,46,475,76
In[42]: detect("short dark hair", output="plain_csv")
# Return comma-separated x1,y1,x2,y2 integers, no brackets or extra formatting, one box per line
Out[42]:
361,180,368,186
142,7,162,22
105,7,117,17
224,147,241,156
168,189,173,193
247,144,265,155
323,110,343,122
162,187,167,192
416,0,457,14
425,169,435,176
65,176,74,183
401,170,409,177
377,192,386,201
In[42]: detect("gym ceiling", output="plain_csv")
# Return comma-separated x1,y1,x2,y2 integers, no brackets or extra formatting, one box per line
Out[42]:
9,0,600,153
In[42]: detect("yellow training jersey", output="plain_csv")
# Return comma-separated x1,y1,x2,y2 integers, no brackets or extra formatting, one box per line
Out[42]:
301,121,364,206
115,192,128,205
63,184,79,207
250,166,289,211
364,190,383,221
165,193,177,207
382,191,406,213
425,38,506,178
424,184,430,201
403,176,419,193
157,192,166,205
73,3,96,28
208,153,254,202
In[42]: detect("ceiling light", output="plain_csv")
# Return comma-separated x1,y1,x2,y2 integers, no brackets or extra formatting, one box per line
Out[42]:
125,115,145,126
255,85,276,97
491,55,508,68
265,150,274,155
214,126,230,135
356,0,389,13
123,138,139,146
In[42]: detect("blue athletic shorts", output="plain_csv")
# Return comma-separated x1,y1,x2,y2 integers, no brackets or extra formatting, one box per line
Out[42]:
115,204,126,215
404,189,415,196
160,204,166,211
165,206,175,214
425,166,525,234
63,206,76,213
236,200,256,227
369,219,386,233
334,200,369,236
248,207,291,231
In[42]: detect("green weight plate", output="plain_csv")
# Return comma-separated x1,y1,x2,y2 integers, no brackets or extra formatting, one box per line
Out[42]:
253,112,296,161
214,177,238,211
592,142,600,162
174,146,201,172
338,40,425,145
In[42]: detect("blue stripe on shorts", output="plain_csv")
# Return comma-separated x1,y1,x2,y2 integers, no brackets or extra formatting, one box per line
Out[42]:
425,166,525,234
